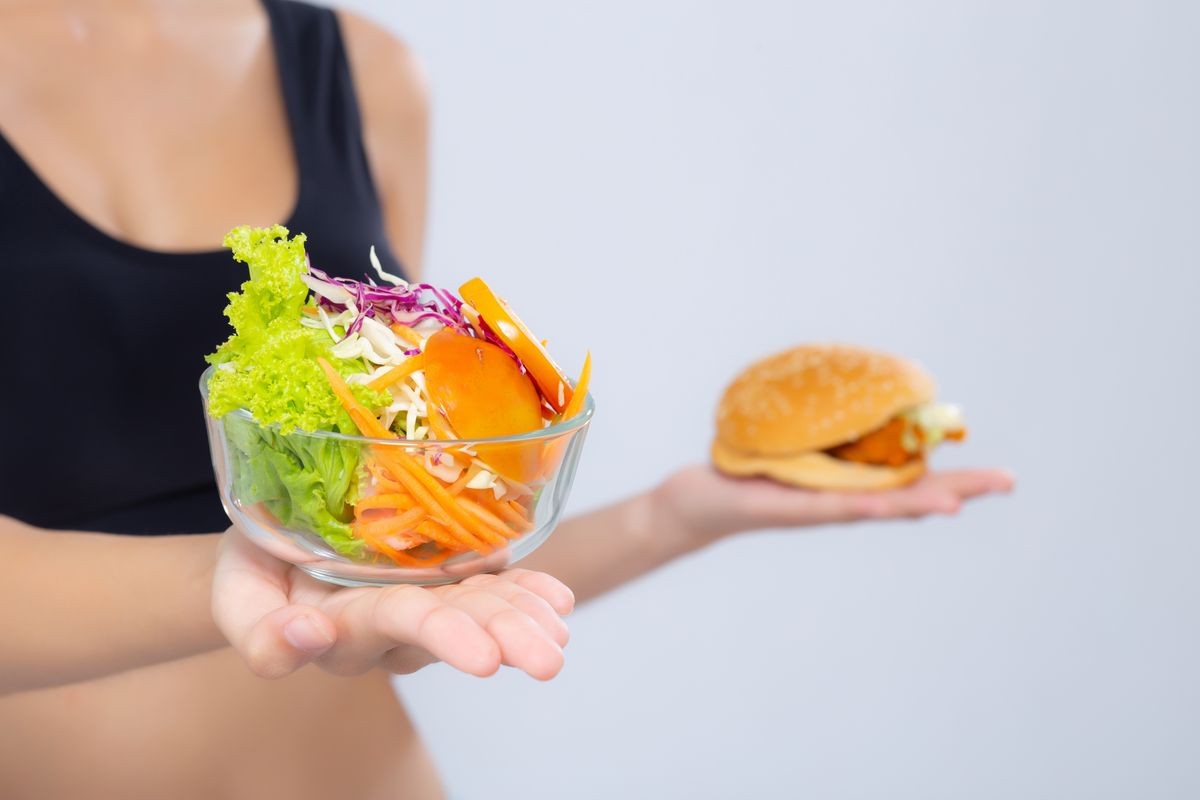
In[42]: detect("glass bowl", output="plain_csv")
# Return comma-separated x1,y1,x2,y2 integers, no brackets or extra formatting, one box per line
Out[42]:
199,366,593,586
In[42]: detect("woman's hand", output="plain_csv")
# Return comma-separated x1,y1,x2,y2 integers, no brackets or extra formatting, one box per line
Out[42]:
654,465,1015,546
211,527,574,682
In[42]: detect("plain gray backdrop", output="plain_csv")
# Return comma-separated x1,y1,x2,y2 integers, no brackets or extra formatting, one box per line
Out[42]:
339,1,1199,797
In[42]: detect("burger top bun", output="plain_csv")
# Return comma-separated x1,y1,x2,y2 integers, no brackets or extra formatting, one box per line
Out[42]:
715,344,936,457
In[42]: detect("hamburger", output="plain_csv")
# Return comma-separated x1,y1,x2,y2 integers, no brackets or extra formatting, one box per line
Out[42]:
711,344,966,490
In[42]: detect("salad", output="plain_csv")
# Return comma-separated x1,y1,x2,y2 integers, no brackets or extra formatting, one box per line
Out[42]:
205,225,591,567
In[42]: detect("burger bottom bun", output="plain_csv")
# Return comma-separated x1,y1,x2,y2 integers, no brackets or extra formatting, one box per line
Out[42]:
711,439,926,490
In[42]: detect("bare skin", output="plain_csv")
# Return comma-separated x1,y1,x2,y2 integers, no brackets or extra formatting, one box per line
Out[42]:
0,2,1013,798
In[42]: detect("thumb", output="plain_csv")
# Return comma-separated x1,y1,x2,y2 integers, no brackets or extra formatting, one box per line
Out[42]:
239,604,337,679
212,528,336,679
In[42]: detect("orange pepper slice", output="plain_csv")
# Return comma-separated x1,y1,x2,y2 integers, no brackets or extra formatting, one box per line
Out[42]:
459,277,573,412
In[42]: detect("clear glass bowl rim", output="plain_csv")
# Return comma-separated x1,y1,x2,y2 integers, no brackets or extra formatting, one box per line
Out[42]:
199,364,595,446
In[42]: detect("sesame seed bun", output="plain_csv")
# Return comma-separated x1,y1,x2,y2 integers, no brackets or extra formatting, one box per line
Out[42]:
712,344,936,489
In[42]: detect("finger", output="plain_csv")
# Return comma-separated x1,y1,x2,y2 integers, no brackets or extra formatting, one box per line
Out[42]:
439,586,565,681
380,645,439,675
768,489,885,525
493,568,576,616
922,468,1015,500
888,483,962,518
454,574,570,648
211,529,337,679
322,586,501,678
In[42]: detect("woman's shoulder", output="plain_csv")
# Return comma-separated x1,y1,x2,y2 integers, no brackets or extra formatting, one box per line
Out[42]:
333,6,430,276
336,8,430,135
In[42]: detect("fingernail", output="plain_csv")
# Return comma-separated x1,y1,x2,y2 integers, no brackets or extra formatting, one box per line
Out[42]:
283,615,334,653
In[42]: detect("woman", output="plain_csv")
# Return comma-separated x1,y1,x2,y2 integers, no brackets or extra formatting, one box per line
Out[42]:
0,1,1012,797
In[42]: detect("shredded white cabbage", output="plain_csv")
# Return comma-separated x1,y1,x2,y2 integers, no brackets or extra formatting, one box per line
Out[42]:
360,316,405,362
317,306,358,343
902,403,966,451
370,245,408,287
424,451,462,482
302,274,354,305
466,468,495,490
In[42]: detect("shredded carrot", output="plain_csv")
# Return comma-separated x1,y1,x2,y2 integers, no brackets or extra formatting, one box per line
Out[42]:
301,306,319,316
458,497,522,540
353,525,409,564
375,453,492,552
507,499,531,520
366,461,406,493
559,350,592,423
389,323,424,347
533,351,592,481
317,357,392,438
447,471,472,496
362,532,454,568
464,489,533,531
355,507,426,541
426,408,457,441
382,453,508,549
394,547,457,567
491,497,535,531
368,354,425,391
410,518,470,553
355,492,418,513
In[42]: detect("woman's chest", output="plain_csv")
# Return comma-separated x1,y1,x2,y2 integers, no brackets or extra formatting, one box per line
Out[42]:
0,11,297,252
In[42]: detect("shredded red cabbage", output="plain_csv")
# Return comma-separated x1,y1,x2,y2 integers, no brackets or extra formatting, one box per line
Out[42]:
302,264,515,357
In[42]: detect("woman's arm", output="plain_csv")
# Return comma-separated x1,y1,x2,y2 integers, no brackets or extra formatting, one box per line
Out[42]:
0,516,224,694
520,466,1015,604
2,514,575,693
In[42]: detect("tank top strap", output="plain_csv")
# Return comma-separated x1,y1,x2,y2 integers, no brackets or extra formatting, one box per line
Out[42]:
260,0,379,218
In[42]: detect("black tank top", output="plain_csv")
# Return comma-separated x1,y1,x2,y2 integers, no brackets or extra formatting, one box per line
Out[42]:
0,0,407,534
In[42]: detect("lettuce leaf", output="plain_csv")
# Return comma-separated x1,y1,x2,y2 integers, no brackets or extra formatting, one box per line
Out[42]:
206,225,387,434
205,225,388,555
224,414,365,558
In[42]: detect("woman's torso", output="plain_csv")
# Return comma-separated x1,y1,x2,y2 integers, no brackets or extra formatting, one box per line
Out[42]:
0,651,440,800
0,1,437,796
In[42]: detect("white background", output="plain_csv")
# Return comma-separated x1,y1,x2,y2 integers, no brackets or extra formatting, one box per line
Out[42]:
340,1,1199,797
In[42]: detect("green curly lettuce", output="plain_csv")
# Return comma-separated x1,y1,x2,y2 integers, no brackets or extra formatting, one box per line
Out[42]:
206,225,387,432
205,225,389,557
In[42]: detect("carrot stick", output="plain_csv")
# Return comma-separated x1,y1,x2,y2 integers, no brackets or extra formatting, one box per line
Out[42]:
366,461,406,494
317,357,392,438
353,525,410,565
375,453,493,552
457,498,523,540
394,547,457,567
426,408,457,440
355,507,426,539
491,498,535,531
410,517,471,553
368,354,425,391
558,350,591,423
506,499,531,520
355,493,418,513
382,453,508,549
390,323,424,347
447,471,472,496
361,530,452,567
